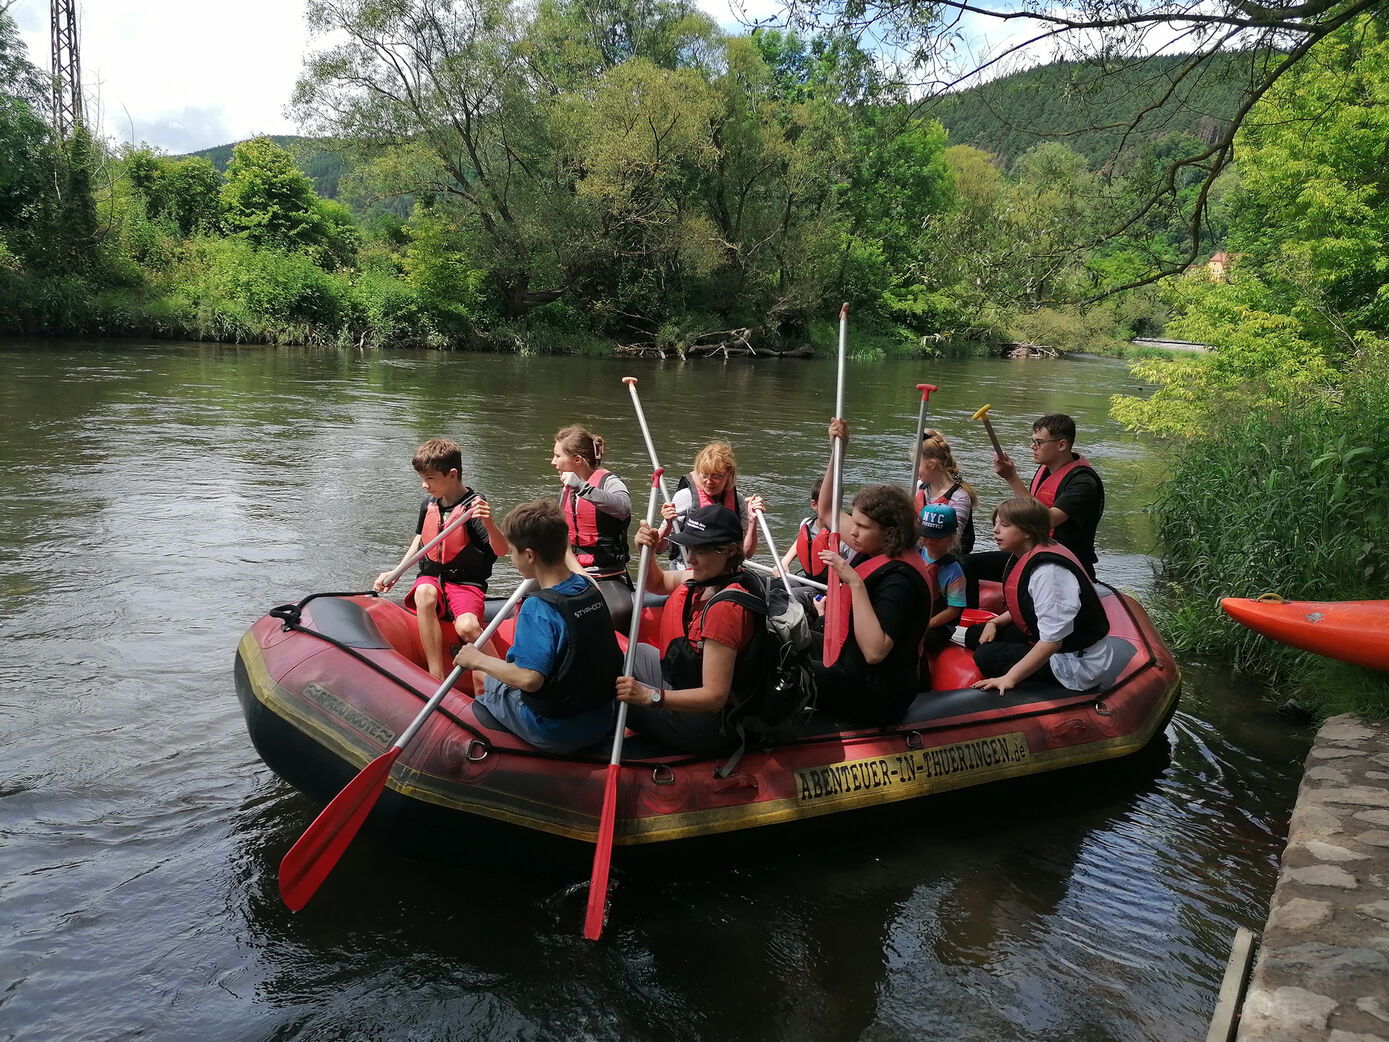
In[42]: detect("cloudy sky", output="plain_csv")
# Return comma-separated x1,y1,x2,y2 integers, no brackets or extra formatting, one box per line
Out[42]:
12,0,312,153
10,0,1019,156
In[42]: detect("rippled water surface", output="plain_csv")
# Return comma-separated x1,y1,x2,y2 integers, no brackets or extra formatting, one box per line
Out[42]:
0,341,1310,1041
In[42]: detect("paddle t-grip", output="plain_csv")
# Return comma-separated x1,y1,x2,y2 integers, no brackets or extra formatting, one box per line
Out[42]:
972,403,1005,457
909,382,939,493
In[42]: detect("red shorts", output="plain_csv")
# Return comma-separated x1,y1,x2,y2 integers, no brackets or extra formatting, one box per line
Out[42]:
404,576,485,623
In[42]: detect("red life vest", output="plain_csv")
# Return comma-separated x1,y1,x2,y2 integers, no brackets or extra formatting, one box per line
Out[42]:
914,480,963,513
657,574,757,691
683,471,740,513
422,497,473,568
1000,541,1109,650
794,516,829,582
419,492,495,586
823,552,936,662
657,582,696,657
560,468,630,575
1029,455,1096,511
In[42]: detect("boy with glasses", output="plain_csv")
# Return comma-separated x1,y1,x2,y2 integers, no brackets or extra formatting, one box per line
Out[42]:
965,413,1104,603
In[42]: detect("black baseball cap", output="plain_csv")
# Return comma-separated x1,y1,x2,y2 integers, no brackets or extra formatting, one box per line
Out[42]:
668,505,742,547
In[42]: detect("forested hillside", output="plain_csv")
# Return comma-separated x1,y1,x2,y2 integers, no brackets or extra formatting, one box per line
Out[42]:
183,55,1249,200
187,136,353,201
9,0,1209,357
0,1,1369,370
927,54,1251,171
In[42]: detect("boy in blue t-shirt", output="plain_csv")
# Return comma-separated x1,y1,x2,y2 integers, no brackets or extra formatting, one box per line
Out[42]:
919,503,967,651
453,499,620,753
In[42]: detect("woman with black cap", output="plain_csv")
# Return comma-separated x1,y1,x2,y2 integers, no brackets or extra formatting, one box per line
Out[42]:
614,504,760,755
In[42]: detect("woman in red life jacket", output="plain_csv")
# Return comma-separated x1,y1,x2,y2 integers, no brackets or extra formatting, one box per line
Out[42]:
914,429,978,555
615,505,761,755
813,418,935,726
551,425,634,632
656,441,762,569
966,496,1112,694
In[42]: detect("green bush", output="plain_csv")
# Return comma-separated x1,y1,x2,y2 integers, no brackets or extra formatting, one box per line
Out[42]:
1009,304,1129,355
491,298,611,356
185,237,354,334
1151,338,1389,715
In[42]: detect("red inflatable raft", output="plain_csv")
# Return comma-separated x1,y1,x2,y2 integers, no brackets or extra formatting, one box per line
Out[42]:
1221,595,1389,672
235,583,1180,855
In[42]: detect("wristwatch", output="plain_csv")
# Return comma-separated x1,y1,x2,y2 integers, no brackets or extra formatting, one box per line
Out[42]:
649,687,664,706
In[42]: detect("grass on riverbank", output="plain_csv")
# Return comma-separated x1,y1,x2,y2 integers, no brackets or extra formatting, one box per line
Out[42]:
1150,348,1389,718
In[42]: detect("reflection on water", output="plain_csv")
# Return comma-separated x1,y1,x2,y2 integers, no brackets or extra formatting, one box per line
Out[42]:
0,341,1309,1042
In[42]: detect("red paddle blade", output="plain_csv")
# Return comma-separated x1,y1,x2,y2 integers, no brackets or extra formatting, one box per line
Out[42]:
278,746,402,912
583,761,622,939
823,573,844,666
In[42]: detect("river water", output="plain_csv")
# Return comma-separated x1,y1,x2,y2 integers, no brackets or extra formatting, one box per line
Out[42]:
0,340,1309,1041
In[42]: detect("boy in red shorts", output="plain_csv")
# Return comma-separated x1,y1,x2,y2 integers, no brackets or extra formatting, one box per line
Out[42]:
375,438,508,679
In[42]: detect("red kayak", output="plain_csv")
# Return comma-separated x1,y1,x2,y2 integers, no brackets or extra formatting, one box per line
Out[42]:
1221,596,1389,672
235,583,1180,858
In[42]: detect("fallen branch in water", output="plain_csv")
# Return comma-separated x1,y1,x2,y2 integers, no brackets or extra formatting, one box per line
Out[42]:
615,327,813,359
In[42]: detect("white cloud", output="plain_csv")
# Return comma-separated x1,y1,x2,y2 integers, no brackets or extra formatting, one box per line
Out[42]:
8,0,1078,155
13,0,309,153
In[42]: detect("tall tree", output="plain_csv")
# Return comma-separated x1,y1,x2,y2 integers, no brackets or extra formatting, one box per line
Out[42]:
777,0,1389,293
293,0,572,318
1225,14,1389,338
558,57,721,319
0,8,53,247
1111,16,1389,438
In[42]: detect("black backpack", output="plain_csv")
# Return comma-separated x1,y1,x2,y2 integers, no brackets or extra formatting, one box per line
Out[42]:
698,570,816,776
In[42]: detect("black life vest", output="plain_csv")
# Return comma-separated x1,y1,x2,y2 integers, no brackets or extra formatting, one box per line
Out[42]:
518,581,622,719
560,468,631,576
1000,542,1109,652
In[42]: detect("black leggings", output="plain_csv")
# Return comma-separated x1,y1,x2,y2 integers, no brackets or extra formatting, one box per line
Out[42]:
964,621,1058,686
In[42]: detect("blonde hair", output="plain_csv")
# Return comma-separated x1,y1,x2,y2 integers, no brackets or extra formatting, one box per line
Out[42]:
692,441,737,480
920,430,977,506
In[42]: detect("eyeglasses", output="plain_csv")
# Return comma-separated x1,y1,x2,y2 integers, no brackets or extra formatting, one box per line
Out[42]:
1029,438,1058,448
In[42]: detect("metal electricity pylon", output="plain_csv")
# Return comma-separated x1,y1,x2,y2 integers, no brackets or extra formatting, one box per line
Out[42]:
50,0,83,137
